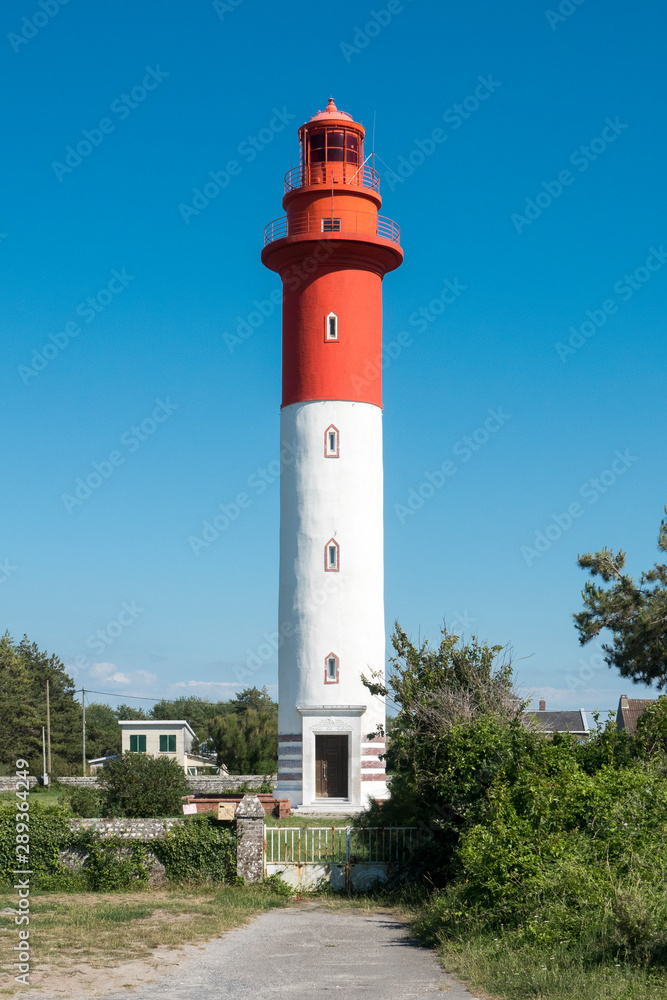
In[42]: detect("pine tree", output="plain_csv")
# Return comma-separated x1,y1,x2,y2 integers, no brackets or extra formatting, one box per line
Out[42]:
86,703,122,759
209,692,278,773
0,632,82,774
574,506,667,688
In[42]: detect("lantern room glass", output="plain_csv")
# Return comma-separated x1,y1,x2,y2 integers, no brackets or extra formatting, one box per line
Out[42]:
307,129,360,166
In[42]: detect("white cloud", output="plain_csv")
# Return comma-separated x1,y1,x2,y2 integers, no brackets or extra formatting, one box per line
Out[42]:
172,680,240,689
83,663,157,690
89,662,117,678
109,672,130,685
135,670,158,685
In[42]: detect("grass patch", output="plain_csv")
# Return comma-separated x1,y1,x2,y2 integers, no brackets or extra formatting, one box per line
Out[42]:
0,885,290,974
264,814,361,828
0,787,68,805
433,929,667,1000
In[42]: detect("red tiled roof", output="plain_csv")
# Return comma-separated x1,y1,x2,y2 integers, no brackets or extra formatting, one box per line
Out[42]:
617,697,656,734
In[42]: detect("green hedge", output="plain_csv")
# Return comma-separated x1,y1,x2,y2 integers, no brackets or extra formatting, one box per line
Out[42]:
152,816,238,883
0,806,237,891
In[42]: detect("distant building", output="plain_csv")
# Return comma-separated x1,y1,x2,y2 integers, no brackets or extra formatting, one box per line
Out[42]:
523,702,589,740
117,719,225,775
616,695,656,734
87,755,118,774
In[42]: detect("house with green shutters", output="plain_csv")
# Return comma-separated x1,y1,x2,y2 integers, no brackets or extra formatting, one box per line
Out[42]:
118,719,223,774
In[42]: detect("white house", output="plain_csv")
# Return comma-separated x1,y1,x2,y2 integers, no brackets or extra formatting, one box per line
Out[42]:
117,720,224,774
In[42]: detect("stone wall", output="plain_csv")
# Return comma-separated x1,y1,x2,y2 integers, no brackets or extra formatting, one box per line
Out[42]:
0,777,38,792
0,774,277,792
0,774,277,795
58,776,100,788
68,817,186,839
185,775,277,793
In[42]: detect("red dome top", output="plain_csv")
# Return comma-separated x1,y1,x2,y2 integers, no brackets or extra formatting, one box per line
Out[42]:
309,97,353,122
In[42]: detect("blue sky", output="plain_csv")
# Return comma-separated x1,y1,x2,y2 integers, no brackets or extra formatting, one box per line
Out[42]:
2,0,665,717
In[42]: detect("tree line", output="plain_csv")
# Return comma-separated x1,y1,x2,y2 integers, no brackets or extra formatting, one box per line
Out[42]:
0,631,277,776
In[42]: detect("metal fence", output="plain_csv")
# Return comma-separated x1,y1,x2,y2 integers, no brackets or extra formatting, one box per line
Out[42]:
265,826,417,866
284,164,381,194
263,212,401,246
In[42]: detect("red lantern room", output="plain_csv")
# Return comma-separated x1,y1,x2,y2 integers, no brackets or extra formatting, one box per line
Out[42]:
295,97,365,188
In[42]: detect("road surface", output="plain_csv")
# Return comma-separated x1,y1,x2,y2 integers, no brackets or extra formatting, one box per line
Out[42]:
88,902,483,999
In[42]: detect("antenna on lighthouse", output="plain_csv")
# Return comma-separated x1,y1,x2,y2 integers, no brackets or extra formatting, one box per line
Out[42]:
372,110,376,172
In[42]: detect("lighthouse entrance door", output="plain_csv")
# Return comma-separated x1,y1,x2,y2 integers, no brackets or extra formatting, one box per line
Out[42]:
315,735,348,798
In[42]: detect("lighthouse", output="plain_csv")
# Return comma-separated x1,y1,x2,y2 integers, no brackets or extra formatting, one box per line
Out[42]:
261,98,403,811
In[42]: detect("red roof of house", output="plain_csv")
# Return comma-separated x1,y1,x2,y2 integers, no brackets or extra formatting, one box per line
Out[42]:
616,696,656,734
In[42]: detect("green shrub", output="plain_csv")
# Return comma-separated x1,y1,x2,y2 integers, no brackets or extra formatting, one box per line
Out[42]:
232,779,274,794
66,786,104,817
99,752,190,817
261,872,292,897
368,623,667,977
84,839,151,891
152,815,237,883
0,805,237,891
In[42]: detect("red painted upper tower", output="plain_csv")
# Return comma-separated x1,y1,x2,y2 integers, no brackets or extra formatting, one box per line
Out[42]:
261,97,403,409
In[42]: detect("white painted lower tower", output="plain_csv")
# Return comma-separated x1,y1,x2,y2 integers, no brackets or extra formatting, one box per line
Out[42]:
277,401,388,810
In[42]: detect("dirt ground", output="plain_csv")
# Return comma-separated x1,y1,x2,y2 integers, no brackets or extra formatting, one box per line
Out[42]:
2,938,213,998
0,888,287,998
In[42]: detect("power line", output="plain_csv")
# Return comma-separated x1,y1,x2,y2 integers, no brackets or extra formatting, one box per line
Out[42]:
76,688,161,702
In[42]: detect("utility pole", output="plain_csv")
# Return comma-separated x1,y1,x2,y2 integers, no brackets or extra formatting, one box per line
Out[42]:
82,686,86,776
46,679,52,784
42,726,47,786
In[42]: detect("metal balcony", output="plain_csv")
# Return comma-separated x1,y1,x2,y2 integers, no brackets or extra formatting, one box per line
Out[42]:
284,163,381,194
263,212,400,247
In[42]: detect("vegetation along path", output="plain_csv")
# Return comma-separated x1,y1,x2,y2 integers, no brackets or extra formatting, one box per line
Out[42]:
37,901,482,999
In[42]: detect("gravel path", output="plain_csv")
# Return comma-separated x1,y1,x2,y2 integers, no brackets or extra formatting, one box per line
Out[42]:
91,902,482,1000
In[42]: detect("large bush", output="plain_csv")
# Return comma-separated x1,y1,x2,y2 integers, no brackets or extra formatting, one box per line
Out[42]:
415,747,667,966
366,622,667,972
99,751,190,817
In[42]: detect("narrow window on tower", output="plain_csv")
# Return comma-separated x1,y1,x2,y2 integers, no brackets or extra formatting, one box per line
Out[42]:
325,537,340,572
324,424,340,458
324,653,340,684
325,312,338,341
321,218,341,232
